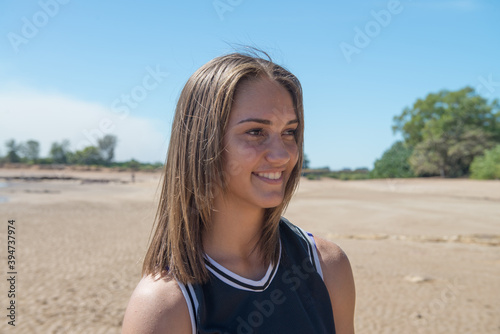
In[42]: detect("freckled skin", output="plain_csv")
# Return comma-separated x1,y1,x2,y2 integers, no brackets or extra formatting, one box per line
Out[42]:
222,77,299,210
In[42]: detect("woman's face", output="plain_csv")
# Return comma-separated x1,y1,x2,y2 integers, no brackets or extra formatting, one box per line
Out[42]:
220,77,299,210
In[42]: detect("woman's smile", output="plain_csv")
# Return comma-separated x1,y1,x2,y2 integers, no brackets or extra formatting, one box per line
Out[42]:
252,171,284,183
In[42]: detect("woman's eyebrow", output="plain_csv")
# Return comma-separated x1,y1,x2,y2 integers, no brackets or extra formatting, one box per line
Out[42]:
237,118,299,125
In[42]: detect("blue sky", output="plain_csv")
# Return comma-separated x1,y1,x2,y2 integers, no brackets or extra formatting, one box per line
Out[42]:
1,0,499,169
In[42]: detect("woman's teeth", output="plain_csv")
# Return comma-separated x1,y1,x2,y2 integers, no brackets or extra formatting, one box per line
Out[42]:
256,172,282,180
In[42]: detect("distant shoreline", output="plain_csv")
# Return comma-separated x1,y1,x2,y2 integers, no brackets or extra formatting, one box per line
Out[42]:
0,165,162,184
0,174,127,184
0,163,160,173
0,182,7,203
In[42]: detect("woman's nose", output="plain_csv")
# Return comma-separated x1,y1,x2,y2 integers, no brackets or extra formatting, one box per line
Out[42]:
265,135,291,165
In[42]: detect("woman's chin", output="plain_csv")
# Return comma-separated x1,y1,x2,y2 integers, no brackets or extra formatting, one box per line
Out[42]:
258,195,285,209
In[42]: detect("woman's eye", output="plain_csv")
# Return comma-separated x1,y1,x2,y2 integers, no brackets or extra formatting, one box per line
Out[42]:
247,129,263,136
246,128,297,138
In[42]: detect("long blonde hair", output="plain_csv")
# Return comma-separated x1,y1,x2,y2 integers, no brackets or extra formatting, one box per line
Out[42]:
142,52,304,284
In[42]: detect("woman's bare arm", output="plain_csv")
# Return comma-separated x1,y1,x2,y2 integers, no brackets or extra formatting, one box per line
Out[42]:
122,274,192,334
315,237,356,334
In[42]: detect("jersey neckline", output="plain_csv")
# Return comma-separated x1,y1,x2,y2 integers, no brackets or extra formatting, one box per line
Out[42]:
203,241,281,292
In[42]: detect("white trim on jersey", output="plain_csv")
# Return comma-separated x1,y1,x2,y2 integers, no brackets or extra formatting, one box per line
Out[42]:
308,233,324,280
204,242,281,292
296,226,324,280
177,281,198,334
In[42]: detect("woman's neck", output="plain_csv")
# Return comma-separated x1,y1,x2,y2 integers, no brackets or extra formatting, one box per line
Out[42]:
202,196,268,279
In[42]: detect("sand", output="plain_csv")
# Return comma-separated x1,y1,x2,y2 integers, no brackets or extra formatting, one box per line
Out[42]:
0,168,499,333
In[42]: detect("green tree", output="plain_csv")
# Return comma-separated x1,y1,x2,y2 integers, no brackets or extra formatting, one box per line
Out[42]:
97,135,117,164
5,139,21,163
392,87,500,177
370,141,414,178
20,140,40,163
470,144,500,180
409,128,495,177
127,159,141,171
70,146,103,165
50,140,71,164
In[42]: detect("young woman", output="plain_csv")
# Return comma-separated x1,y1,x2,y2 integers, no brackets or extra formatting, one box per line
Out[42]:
122,52,355,334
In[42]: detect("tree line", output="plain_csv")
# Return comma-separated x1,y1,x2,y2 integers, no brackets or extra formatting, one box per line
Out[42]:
3,86,499,179
0,135,162,171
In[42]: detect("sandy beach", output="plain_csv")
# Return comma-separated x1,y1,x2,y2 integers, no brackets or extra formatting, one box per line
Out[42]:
0,167,499,333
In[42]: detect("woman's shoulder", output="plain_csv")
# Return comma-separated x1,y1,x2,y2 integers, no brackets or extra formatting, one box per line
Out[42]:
314,237,350,268
314,237,356,334
121,273,192,334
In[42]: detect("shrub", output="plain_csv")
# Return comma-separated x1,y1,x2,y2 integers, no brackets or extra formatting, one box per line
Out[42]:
470,144,500,180
370,141,414,178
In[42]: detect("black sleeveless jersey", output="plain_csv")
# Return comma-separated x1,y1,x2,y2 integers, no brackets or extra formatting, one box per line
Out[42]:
177,217,336,334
